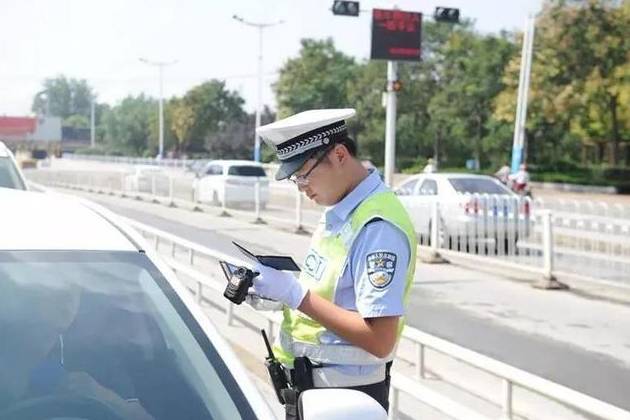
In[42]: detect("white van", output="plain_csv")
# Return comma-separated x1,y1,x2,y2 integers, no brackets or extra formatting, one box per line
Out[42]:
197,160,269,208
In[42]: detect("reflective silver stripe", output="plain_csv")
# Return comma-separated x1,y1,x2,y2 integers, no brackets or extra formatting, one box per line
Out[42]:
312,365,386,388
280,330,393,365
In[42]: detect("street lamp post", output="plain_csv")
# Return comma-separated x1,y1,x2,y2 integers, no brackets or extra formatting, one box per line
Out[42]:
232,14,283,162
139,58,177,159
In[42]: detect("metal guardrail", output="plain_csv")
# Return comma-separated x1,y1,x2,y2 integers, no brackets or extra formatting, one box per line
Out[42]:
119,216,630,420
27,167,630,285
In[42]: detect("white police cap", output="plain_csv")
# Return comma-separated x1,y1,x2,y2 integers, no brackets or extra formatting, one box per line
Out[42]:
256,108,356,180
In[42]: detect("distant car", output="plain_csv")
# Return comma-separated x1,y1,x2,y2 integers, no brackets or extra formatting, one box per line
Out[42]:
124,165,168,193
395,173,531,249
197,160,269,208
0,141,28,190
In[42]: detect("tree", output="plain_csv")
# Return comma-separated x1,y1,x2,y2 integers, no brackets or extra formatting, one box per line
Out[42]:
32,76,94,119
274,38,358,117
173,80,246,154
494,0,630,166
102,94,155,155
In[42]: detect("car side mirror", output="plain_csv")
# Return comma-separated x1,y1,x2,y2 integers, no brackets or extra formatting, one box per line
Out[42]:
299,388,387,420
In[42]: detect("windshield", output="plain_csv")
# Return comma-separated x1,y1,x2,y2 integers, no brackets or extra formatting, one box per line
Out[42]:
227,166,266,177
0,251,256,420
0,157,26,190
448,177,510,195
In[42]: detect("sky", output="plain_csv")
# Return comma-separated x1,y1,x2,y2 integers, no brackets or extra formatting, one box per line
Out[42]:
0,0,543,116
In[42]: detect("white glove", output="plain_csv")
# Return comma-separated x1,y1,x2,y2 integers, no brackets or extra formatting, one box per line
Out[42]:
252,262,307,310
245,293,285,311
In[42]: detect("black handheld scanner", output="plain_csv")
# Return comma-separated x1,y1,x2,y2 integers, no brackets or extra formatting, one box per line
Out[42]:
220,261,258,305
261,329,289,404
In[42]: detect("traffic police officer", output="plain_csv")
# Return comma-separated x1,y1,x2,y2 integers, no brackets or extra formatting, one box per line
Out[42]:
250,108,417,416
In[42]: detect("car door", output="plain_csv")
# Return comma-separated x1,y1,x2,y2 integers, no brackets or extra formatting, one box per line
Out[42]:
415,178,439,235
198,164,223,202
395,177,422,233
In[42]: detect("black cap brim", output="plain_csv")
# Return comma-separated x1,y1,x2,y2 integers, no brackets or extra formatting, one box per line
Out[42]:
275,153,311,181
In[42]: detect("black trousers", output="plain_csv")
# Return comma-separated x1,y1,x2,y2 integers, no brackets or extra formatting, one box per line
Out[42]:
347,374,391,412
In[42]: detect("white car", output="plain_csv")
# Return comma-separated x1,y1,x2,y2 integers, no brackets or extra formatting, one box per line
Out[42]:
0,188,386,420
0,141,28,190
123,165,168,194
197,160,269,208
395,173,531,250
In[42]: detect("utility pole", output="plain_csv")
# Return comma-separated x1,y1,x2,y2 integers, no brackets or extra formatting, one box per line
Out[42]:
90,99,95,148
139,58,178,159
511,15,535,173
233,15,284,162
384,61,398,187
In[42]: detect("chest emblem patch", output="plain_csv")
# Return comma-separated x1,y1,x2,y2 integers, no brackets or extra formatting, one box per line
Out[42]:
366,252,397,289
304,249,327,281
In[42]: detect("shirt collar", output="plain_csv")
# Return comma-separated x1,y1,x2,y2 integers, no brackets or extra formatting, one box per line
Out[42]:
325,169,382,228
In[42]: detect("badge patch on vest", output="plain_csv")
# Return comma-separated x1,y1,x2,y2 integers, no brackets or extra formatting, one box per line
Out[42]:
304,249,327,281
366,252,397,289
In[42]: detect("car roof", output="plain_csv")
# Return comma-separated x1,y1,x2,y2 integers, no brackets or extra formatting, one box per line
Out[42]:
0,188,137,251
414,173,495,179
208,159,264,167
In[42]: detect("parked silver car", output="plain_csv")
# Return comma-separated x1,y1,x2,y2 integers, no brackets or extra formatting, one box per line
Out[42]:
395,173,531,250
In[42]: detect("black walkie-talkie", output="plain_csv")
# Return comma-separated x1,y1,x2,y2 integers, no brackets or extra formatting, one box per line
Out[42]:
261,329,289,404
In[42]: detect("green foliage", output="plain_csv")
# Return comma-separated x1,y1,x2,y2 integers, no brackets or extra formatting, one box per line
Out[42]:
63,115,89,129
495,0,630,166
32,76,94,119
174,80,247,154
101,94,155,156
274,39,358,117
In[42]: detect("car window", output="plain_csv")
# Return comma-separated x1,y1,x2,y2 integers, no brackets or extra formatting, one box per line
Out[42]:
227,166,266,177
419,179,438,195
449,177,510,195
205,165,223,175
0,157,26,190
396,178,418,195
0,250,256,420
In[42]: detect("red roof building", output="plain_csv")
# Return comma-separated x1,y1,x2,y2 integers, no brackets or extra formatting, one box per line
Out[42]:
0,116,37,141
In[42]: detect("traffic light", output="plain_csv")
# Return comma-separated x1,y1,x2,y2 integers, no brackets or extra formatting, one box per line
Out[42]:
332,1,360,17
434,7,460,23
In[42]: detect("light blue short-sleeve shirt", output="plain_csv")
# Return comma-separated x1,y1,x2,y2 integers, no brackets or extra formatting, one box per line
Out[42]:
313,169,411,375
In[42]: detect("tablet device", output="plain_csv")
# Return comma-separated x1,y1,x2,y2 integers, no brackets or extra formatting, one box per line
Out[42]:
232,241,301,272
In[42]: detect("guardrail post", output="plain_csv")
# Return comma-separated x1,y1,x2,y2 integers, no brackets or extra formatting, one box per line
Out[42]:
171,242,176,257
502,379,513,420
267,319,274,339
192,179,202,212
120,172,127,197
196,281,203,305
422,202,444,263
534,210,568,290
167,175,176,207
219,191,231,217
154,236,160,251
226,302,234,326
253,178,265,224
295,188,307,234
388,387,399,420
151,174,159,203
188,249,194,265
416,342,425,379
